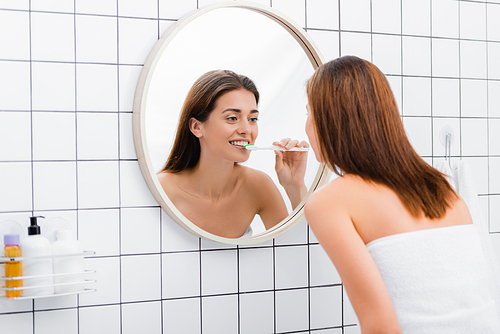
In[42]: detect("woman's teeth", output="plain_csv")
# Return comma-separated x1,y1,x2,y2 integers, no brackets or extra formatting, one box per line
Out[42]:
230,141,249,147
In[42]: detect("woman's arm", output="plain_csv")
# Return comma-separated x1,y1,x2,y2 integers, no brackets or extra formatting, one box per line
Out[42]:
305,183,402,334
273,138,309,209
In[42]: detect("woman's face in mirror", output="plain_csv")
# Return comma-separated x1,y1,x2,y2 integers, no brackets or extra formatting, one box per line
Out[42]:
193,89,259,164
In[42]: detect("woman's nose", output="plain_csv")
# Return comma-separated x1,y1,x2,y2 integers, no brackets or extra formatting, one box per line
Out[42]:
237,120,251,134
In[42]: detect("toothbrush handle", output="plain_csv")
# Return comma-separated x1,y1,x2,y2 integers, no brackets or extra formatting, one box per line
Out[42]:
267,145,309,152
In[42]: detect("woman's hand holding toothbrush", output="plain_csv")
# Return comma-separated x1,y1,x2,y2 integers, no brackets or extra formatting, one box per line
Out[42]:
273,138,309,209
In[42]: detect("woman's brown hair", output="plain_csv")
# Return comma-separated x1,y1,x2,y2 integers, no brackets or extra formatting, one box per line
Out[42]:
162,70,259,173
306,56,457,219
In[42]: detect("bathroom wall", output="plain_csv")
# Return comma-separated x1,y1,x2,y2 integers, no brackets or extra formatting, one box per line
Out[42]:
0,0,499,333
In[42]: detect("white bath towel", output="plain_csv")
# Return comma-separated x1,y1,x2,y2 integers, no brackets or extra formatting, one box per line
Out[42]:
367,225,500,333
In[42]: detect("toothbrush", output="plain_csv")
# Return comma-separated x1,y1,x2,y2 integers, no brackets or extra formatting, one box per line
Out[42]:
244,144,309,152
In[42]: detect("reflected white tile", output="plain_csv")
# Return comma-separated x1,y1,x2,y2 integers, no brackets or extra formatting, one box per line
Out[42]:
431,0,459,38
76,0,117,15
461,79,487,118
431,38,459,78
275,289,309,333
33,161,76,211
0,10,29,60
402,36,431,76
76,64,118,112
490,119,500,155
306,30,339,63
33,112,76,161
461,118,488,156
402,117,432,157
118,0,157,19
275,217,308,245
312,329,342,334
432,118,460,157
0,313,33,334
487,4,500,42
310,244,341,286
402,77,431,116
119,65,142,112
490,195,500,233
460,41,487,80
402,0,430,36
162,252,200,298
77,112,118,160
31,12,74,62
461,157,489,195
201,294,238,334
307,0,338,30
0,61,31,111
78,209,120,257
488,42,500,80
489,81,500,118
32,62,75,111
201,249,237,295
372,0,400,34
489,158,500,194
122,301,162,334
344,325,362,334
159,0,197,20
372,34,401,75
432,78,460,117
0,112,31,161
76,15,117,64
31,0,74,13
275,245,308,289
310,286,342,329
121,207,160,254
460,1,486,41
79,257,121,306
121,254,161,302
161,210,200,252
118,17,158,65
35,308,77,334
340,32,371,61
79,305,121,334
339,0,370,32
77,161,119,209
239,247,273,292
119,161,158,207
239,292,274,334
119,113,136,160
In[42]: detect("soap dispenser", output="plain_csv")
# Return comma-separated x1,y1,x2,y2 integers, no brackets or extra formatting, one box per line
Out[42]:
20,216,54,296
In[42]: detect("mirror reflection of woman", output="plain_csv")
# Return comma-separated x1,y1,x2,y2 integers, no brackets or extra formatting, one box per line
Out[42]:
157,70,308,238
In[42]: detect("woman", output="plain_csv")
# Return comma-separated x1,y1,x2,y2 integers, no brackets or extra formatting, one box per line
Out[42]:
158,70,308,238
304,56,500,333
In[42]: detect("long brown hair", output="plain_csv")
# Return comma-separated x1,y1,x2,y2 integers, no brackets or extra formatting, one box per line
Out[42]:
307,56,457,219
162,70,259,173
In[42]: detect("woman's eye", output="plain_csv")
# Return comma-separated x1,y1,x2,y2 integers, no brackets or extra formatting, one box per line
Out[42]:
227,116,237,121
249,117,258,123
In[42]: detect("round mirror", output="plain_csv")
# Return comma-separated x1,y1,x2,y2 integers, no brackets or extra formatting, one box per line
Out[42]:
133,2,330,244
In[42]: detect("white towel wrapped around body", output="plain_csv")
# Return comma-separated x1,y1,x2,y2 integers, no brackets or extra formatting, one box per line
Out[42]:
367,224,500,333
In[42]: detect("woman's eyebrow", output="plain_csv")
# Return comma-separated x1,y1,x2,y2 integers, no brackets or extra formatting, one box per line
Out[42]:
222,108,259,114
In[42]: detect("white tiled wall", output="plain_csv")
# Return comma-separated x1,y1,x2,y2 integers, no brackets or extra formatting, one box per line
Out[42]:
1,0,499,333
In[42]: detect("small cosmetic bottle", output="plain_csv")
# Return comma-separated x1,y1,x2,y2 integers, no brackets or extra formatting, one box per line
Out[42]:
4,234,23,298
21,216,54,296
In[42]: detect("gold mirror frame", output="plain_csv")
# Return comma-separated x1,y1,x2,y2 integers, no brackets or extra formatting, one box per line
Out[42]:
133,1,331,245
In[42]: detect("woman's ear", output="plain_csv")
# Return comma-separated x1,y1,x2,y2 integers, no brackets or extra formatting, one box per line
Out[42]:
189,118,203,138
